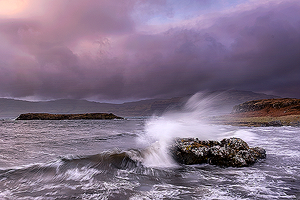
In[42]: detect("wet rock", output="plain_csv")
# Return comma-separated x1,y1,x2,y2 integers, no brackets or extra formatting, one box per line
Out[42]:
266,120,282,126
289,121,300,127
171,137,266,167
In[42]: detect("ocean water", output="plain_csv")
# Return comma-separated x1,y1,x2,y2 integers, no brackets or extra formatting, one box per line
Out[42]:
0,93,299,199
0,118,299,200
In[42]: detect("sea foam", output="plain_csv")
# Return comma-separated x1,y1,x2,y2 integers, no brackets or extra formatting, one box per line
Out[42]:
138,92,226,167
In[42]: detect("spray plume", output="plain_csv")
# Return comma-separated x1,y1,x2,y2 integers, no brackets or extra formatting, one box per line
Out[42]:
138,92,228,167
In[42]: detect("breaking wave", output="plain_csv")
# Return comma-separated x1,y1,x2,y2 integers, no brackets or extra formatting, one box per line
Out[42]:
137,92,228,167
0,150,178,199
137,92,259,168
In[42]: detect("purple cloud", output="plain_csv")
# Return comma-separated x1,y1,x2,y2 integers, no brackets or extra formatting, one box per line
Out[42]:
0,0,299,101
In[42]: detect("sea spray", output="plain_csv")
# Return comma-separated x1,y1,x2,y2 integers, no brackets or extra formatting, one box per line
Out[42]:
138,92,226,167
218,129,258,145
0,114,297,199
138,92,260,167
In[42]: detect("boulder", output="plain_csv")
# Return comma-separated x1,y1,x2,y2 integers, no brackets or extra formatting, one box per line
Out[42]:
171,137,266,167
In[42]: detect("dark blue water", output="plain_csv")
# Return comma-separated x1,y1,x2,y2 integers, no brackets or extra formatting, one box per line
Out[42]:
0,118,299,199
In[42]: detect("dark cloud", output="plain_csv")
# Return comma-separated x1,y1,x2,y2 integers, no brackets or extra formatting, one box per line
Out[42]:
0,0,299,101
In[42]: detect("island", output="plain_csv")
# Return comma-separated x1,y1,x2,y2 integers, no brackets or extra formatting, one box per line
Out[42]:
15,113,124,120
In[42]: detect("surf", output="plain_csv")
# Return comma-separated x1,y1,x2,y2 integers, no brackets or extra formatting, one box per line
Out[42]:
138,92,258,168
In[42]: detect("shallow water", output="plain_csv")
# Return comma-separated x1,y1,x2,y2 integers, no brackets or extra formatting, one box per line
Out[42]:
0,119,299,199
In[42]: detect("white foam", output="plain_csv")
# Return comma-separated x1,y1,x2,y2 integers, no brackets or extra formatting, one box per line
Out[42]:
218,129,258,144
138,92,226,168
64,167,100,181
141,141,177,168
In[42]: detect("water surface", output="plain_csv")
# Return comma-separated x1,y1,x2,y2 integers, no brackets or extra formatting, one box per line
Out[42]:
0,119,299,199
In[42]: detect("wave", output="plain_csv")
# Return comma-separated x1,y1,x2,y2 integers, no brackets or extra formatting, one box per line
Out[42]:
60,149,143,170
0,149,180,199
0,147,177,184
0,149,141,176
137,92,232,168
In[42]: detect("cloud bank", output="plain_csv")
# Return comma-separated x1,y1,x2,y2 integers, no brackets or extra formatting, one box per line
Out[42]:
0,0,299,101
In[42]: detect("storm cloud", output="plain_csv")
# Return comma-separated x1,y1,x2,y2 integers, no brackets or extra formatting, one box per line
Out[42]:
0,0,299,101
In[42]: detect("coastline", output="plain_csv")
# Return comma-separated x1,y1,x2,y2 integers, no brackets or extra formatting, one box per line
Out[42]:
211,98,300,127
211,114,300,127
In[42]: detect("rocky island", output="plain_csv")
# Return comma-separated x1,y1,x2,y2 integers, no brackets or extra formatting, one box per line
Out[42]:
171,137,266,167
16,113,124,120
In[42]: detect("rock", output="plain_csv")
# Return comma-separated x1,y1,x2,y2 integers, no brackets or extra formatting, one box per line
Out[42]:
289,121,300,127
16,113,124,120
266,120,282,127
171,137,266,167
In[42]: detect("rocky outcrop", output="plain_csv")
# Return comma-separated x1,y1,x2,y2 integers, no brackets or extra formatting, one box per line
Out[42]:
16,113,124,120
171,138,266,167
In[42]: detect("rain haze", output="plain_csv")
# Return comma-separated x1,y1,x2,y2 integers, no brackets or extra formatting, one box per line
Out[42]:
0,0,300,102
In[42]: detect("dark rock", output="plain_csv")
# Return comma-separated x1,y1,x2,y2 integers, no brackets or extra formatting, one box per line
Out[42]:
16,113,124,120
266,120,282,127
289,121,300,127
171,137,266,167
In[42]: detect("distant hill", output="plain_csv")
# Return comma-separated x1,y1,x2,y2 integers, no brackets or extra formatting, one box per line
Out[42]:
0,97,186,119
0,90,280,119
232,98,300,117
214,98,300,127
199,90,280,115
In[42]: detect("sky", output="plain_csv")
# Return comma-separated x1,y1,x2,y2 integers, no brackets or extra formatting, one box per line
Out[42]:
0,0,299,102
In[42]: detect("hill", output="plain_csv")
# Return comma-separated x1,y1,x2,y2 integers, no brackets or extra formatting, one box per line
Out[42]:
0,90,279,119
232,98,300,117
215,98,300,126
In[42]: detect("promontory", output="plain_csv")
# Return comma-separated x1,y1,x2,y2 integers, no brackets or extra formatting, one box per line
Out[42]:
215,98,300,126
16,113,124,120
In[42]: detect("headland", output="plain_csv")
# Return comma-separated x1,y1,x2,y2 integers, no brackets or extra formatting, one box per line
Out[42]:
214,98,300,126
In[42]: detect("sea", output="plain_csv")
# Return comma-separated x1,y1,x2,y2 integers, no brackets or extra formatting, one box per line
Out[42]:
0,95,299,199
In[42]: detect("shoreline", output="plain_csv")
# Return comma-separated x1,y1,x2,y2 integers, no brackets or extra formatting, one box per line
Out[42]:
211,114,300,127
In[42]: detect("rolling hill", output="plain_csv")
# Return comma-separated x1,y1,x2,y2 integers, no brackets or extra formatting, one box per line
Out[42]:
0,90,280,119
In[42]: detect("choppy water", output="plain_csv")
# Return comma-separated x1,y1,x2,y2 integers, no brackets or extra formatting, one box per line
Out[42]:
0,118,299,200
